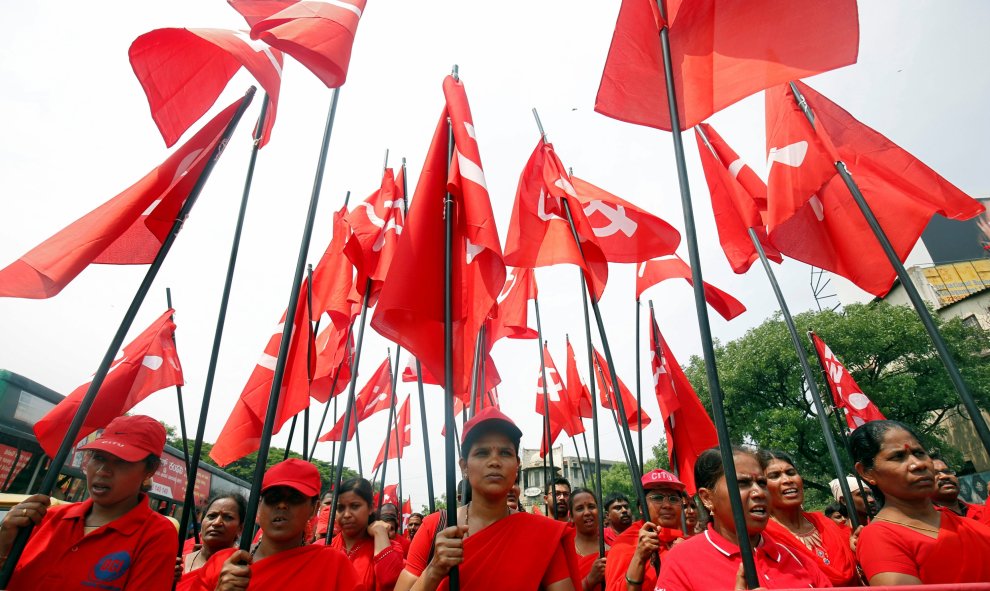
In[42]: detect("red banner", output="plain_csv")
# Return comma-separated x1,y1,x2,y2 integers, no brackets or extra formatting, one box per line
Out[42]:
0,444,33,490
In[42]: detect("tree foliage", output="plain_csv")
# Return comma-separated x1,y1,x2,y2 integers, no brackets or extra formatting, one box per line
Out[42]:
600,441,670,513
682,301,990,505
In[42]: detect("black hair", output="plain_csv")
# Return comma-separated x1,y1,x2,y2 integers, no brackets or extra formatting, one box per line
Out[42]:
824,502,847,518
694,446,766,491
409,512,424,520
379,502,399,523
758,449,798,471
204,493,248,524
849,419,927,508
603,492,630,512
544,476,571,496
338,477,375,508
144,453,162,473
568,487,598,513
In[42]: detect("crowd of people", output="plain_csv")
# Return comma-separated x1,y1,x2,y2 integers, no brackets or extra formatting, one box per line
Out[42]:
1,411,989,589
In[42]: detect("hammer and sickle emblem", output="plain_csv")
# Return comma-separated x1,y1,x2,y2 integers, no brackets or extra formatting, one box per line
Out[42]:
583,200,638,238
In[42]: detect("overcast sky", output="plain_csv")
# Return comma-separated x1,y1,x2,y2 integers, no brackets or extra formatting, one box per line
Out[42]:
2,1,988,504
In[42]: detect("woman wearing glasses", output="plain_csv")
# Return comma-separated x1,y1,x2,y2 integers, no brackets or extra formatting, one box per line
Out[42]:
604,469,686,591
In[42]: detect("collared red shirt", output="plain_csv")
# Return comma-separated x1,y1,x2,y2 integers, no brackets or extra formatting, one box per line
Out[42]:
9,493,179,591
655,524,831,590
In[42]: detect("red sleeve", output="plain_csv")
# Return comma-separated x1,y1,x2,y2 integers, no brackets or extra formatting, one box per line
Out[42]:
373,539,406,590
403,512,441,577
126,515,181,591
539,543,574,587
856,522,926,580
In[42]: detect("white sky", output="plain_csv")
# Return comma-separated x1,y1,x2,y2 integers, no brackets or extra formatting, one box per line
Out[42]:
2,1,989,504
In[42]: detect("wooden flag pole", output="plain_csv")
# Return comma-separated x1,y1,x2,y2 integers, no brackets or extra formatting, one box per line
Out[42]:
533,297,560,520
172,91,266,575
787,81,990,458
239,86,341,552
653,3,758,584
0,86,254,589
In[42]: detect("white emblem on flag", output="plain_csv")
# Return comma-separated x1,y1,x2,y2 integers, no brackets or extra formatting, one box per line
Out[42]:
584,201,638,238
727,158,745,179
141,356,164,371
455,150,488,191
767,141,808,169
465,238,483,264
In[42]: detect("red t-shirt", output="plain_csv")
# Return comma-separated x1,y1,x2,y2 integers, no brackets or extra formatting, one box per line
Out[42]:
8,494,179,591
393,533,411,557
604,520,682,591
856,510,990,584
655,525,832,590
181,545,358,591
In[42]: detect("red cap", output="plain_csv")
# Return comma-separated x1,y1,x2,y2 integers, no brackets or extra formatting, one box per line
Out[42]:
79,415,166,462
262,459,321,497
461,407,522,453
641,469,686,491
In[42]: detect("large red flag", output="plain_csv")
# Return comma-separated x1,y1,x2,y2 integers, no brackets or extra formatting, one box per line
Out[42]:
488,267,538,343
229,0,366,88
595,0,859,131
130,28,283,148
401,356,440,386
650,312,717,495
810,332,885,429
345,168,405,306
694,123,781,273
504,140,610,300
378,484,399,507
371,75,505,403
570,176,680,263
765,81,986,297
310,319,352,401
565,339,594,420
34,310,184,458
592,349,650,431
535,343,585,439
210,278,315,466
319,357,393,442
373,395,411,471
0,99,246,299
311,206,355,329
636,256,746,321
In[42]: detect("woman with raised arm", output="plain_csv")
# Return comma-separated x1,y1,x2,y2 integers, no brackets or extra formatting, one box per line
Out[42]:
0,415,178,590
760,450,859,586
395,407,580,591
655,447,831,590
851,420,990,585
569,487,607,591
330,478,405,591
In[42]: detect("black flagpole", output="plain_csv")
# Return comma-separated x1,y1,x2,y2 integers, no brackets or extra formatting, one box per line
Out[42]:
443,66,460,590
787,81,990,458
533,297,559,519
592,352,634,470
171,91,265,574
165,288,199,548
653,2,757,584
0,86,254,589
303,263,316,461
378,350,397,512
467,331,483,418
635,298,644,472
239,86,340,552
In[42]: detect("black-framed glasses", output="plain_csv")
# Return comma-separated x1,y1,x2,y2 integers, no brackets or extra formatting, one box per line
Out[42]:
646,493,682,505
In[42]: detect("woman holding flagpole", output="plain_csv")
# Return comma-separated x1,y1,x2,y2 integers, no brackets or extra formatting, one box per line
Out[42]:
396,407,580,590
760,450,859,586
569,487,608,591
0,415,178,590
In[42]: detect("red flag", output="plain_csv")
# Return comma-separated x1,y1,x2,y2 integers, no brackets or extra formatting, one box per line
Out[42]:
649,312,718,495
592,349,650,431
401,356,440,385
565,339,593,419
636,256,746,321
311,206,355,329
129,28,283,148
810,332,885,429
488,267,538,343
765,81,986,296
694,123,782,273
345,168,405,306
34,310,184,458
504,140,609,300
210,278,316,466
0,99,246,299
535,344,585,439
318,357,393,442
595,0,859,131
371,75,506,403
379,484,398,507
310,320,352,401
229,0,365,88
570,176,680,263
373,396,411,471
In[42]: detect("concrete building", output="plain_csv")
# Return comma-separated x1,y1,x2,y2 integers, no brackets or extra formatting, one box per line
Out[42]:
517,444,621,512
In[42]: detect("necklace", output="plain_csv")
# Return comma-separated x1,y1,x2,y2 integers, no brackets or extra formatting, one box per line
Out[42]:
875,516,940,534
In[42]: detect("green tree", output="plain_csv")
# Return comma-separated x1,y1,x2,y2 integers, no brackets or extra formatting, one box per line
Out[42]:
600,441,671,514
682,301,990,507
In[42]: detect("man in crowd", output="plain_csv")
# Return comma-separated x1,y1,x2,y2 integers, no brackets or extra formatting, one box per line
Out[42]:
829,475,875,526
379,503,411,557
603,492,633,546
544,477,571,522
406,512,423,542
931,452,985,521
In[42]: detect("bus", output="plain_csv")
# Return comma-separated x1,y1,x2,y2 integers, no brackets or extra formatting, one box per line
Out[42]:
0,369,249,519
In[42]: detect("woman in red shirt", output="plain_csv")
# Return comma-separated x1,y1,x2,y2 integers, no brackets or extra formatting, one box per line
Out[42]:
330,478,404,591
760,449,859,586
851,419,990,585
655,447,831,590
569,487,607,591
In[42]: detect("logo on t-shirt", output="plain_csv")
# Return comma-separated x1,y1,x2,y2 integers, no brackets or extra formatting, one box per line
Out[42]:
85,550,131,589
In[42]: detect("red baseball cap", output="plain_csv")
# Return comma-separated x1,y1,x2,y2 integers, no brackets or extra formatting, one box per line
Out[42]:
79,415,166,462
262,459,322,497
641,469,686,491
461,407,522,454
